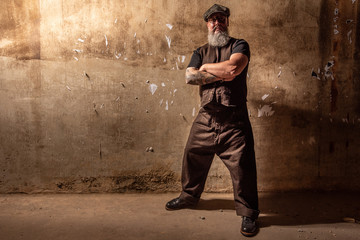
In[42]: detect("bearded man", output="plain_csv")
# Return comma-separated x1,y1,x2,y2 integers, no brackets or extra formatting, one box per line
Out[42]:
165,4,260,237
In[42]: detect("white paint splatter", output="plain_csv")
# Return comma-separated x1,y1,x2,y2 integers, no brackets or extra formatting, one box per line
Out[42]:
66,86,71,91
114,18,118,24
262,94,269,101
161,82,166,87
277,67,282,78
163,57,167,62
165,100,169,110
257,105,275,117
166,24,173,30
149,84,158,95
173,89,178,96
115,96,120,101
134,33,137,38
74,57,79,61
73,49,82,53
247,73,250,78
78,38,85,43
159,99,164,106
192,107,196,117
137,39,140,44
145,19,148,23
175,62,179,70
170,100,174,105
124,57,128,61
105,35,108,47
165,35,171,48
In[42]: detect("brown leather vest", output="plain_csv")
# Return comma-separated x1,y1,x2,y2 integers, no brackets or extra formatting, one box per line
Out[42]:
198,38,249,108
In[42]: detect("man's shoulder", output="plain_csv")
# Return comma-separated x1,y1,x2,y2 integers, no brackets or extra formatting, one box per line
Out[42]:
230,37,248,45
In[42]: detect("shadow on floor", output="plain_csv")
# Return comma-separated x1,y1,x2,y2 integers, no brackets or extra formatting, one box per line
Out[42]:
196,192,360,227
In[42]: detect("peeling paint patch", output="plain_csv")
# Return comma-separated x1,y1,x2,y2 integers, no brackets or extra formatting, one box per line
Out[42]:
257,105,274,117
181,55,186,63
347,30,353,44
165,35,171,48
105,35,108,47
166,24,173,30
114,52,121,59
324,60,335,79
308,136,316,145
262,94,269,101
0,39,13,48
149,84,158,95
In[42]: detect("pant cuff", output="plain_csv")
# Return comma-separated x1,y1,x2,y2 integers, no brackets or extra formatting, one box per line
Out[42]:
179,191,200,205
235,206,260,219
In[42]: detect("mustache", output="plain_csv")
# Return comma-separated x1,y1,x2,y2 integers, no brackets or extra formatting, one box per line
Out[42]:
210,26,227,34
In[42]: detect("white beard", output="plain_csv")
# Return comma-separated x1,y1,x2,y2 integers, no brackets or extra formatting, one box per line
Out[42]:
208,30,230,47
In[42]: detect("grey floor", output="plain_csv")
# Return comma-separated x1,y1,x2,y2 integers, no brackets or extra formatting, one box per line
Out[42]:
0,192,359,240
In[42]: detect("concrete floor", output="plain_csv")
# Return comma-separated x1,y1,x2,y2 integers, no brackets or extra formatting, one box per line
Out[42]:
0,192,359,240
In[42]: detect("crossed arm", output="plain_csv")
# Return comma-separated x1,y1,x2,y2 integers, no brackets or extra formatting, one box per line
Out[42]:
185,53,249,85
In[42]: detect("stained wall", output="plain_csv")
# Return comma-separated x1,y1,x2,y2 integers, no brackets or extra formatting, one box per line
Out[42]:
0,0,359,193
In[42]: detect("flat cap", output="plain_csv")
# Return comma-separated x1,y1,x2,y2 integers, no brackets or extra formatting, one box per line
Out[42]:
203,4,230,22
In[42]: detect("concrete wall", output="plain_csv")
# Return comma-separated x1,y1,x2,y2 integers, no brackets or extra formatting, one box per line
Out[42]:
0,0,359,193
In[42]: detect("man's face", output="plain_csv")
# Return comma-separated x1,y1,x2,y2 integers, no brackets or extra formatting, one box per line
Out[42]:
206,13,229,34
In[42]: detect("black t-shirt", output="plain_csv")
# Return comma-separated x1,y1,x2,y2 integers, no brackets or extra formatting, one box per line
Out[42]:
187,39,250,69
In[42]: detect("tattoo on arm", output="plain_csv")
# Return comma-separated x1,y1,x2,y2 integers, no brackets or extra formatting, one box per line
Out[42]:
185,68,220,85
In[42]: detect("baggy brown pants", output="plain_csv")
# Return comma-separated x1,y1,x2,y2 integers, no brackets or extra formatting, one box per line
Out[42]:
179,106,260,219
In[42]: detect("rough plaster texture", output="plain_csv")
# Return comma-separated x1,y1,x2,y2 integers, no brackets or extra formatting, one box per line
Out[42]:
0,0,359,193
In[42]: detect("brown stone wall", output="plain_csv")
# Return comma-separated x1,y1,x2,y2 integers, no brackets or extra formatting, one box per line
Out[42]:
0,0,359,193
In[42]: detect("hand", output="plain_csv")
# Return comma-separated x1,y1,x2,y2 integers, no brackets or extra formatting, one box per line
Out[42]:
199,64,207,72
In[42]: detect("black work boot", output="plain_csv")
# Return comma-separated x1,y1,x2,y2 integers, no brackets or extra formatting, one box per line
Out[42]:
165,197,196,210
240,216,258,237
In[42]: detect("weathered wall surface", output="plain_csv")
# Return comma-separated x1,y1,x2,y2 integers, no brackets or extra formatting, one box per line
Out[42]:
0,0,359,193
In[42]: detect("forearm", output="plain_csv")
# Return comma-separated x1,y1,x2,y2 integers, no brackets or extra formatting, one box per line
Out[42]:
200,53,249,80
200,61,237,79
185,67,222,85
